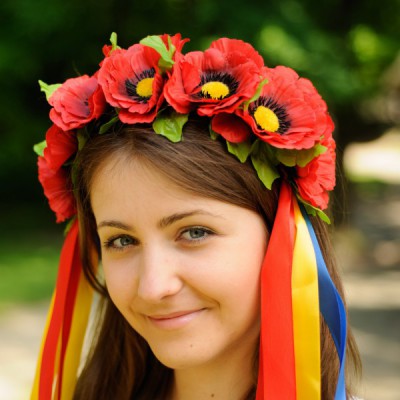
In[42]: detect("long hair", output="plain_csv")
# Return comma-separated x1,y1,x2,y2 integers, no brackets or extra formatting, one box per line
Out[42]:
72,119,360,400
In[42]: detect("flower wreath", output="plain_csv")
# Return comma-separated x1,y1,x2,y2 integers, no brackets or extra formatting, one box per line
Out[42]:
32,34,348,400
35,32,335,225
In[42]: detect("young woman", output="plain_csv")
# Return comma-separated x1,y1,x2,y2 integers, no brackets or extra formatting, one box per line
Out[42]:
32,33,361,400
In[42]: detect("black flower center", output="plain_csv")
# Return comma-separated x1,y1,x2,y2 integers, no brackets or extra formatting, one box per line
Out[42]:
125,68,156,103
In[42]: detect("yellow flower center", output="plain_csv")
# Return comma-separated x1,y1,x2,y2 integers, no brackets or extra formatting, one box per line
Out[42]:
136,77,154,98
201,81,230,100
253,106,280,132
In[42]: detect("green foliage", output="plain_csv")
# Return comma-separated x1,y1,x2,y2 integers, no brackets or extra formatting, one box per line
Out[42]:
226,141,252,163
77,129,89,150
153,110,189,142
39,80,61,101
276,143,327,167
209,126,218,140
297,196,331,224
243,78,269,111
99,115,119,134
140,35,176,71
109,32,121,52
33,140,47,157
250,140,280,189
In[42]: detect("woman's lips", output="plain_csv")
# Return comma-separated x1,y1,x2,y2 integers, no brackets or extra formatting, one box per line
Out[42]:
147,309,205,330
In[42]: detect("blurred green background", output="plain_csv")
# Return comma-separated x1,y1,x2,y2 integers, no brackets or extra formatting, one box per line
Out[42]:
2,0,399,303
0,0,399,398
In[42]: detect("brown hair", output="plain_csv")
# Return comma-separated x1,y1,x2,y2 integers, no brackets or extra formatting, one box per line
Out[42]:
72,119,360,400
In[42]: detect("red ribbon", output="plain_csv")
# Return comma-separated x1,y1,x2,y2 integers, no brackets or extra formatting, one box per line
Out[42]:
39,219,81,400
256,182,296,399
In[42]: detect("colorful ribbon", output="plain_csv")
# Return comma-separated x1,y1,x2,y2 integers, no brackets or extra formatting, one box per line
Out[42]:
301,207,347,400
292,200,321,399
256,182,347,399
31,220,94,400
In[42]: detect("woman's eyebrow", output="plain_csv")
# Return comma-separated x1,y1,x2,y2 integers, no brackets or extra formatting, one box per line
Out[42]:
157,210,225,228
97,220,132,230
97,210,225,231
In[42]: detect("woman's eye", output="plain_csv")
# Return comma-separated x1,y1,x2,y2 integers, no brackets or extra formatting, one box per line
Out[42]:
180,227,213,242
104,235,135,250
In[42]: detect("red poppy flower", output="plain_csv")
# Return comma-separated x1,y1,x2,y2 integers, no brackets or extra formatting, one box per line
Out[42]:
102,34,187,65
164,38,264,116
44,124,78,170
38,124,78,223
102,44,115,58
211,113,252,143
295,135,336,210
49,75,106,131
38,157,76,223
98,43,165,124
237,66,334,150
159,33,189,54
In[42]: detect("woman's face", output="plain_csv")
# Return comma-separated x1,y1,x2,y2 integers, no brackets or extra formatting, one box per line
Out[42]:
91,156,267,371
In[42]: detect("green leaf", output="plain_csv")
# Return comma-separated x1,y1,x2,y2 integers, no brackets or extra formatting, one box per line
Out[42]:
33,140,47,156
77,129,89,151
251,139,279,165
64,217,76,235
251,154,280,189
39,80,62,101
275,149,297,167
209,126,218,140
99,115,119,134
110,32,121,51
313,143,328,157
153,111,188,143
250,140,280,189
243,78,269,111
227,141,252,163
158,58,174,72
276,144,327,168
297,196,331,224
140,35,175,71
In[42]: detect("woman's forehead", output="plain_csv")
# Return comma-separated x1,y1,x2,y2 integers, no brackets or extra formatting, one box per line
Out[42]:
91,157,265,230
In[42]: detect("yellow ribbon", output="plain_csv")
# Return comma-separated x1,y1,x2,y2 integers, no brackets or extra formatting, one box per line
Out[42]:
30,294,55,400
292,200,321,399
30,264,95,400
60,269,94,399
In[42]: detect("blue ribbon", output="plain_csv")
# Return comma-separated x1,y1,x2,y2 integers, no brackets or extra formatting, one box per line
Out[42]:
301,209,347,400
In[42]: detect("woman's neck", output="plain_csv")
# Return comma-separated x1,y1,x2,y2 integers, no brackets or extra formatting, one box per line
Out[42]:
170,348,256,400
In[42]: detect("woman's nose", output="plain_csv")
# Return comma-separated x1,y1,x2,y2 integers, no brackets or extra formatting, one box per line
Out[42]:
135,245,183,303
